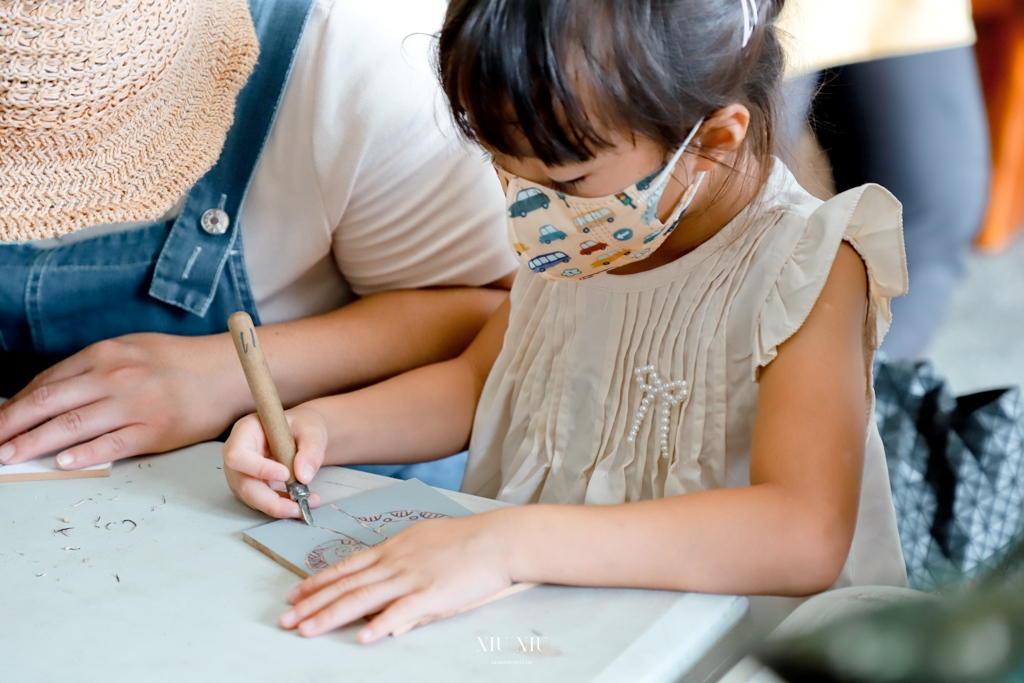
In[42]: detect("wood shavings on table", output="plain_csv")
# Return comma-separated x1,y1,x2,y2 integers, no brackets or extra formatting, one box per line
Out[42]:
151,495,167,511
54,527,72,536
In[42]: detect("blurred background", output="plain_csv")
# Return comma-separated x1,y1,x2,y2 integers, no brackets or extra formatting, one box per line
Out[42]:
744,1,1024,680
784,0,1024,393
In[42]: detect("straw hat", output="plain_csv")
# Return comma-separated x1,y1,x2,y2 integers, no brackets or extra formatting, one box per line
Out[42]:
0,0,259,241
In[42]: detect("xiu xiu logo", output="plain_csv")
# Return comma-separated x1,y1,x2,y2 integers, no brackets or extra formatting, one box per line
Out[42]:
477,635,547,654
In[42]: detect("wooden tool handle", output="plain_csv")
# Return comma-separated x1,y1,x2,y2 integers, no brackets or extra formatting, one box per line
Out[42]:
227,311,297,485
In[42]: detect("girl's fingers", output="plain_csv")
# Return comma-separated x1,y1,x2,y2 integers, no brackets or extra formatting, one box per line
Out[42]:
288,547,382,602
287,413,327,485
360,591,436,643
237,476,303,519
291,441,324,485
222,416,291,482
225,413,269,453
295,577,415,638
223,442,291,482
280,562,396,629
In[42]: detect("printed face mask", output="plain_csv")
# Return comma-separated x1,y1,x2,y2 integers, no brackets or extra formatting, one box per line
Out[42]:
501,120,705,281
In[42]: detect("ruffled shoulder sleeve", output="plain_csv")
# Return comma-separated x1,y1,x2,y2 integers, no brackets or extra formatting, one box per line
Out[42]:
752,184,908,380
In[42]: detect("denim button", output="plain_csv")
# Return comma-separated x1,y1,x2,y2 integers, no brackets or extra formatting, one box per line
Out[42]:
200,208,230,235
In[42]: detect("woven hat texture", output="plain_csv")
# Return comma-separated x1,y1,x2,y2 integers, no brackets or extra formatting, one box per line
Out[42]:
0,0,259,241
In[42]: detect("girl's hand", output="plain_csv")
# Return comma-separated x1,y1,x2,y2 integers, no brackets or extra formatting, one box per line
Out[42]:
280,512,514,642
222,407,326,519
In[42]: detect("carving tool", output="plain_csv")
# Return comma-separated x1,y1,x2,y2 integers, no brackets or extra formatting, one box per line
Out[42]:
227,311,313,525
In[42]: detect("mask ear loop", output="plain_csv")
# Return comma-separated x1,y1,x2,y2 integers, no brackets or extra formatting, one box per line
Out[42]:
662,170,707,230
655,117,708,227
647,116,705,194
493,165,512,193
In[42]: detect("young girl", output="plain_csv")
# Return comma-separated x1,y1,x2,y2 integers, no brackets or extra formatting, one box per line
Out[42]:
223,0,909,642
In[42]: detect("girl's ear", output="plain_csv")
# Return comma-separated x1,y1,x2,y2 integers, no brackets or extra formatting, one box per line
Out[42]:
691,104,751,172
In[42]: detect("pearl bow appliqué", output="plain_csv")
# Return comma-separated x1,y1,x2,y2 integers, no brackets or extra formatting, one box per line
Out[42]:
626,365,689,457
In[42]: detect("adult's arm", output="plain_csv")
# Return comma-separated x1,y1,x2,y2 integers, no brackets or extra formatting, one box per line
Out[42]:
0,0,522,470
0,275,512,469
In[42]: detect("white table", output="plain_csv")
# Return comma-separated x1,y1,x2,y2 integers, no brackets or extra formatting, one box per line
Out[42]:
1,442,751,683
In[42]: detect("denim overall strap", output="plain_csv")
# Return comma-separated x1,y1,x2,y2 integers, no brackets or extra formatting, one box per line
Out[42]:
148,0,317,319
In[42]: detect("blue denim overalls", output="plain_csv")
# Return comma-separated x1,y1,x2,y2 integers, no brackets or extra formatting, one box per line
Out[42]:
0,0,315,388
0,0,467,489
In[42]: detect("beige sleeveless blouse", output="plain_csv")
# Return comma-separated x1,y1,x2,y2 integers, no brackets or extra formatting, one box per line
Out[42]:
465,161,910,589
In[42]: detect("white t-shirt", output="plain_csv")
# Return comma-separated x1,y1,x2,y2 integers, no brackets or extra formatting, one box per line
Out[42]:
36,0,518,325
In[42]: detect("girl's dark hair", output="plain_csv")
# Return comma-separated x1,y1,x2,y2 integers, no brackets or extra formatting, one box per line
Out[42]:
438,0,786,174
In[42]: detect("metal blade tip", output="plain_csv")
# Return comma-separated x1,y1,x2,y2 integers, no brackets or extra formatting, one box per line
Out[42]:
298,498,314,526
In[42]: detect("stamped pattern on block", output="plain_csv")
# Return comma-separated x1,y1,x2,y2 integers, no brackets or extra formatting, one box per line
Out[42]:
306,536,369,573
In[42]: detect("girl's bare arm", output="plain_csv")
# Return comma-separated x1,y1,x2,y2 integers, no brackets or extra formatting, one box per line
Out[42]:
307,296,511,466
281,244,873,640
498,243,870,596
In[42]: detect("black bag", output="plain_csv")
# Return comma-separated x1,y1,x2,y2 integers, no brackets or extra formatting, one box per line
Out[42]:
874,358,1024,591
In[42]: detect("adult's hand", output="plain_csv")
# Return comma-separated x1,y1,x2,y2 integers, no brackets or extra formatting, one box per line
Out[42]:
0,332,246,469
0,285,512,471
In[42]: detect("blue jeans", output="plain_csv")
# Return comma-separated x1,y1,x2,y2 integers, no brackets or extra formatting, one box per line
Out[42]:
349,452,469,491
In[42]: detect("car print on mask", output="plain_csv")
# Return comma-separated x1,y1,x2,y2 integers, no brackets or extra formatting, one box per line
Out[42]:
643,229,662,244
573,207,615,233
633,248,651,259
509,188,550,217
579,240,608,255
528,251,572,273
635,167,662,191
612,228,633,241
538,225,567,244
561,268,583,278
591,249,632,268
